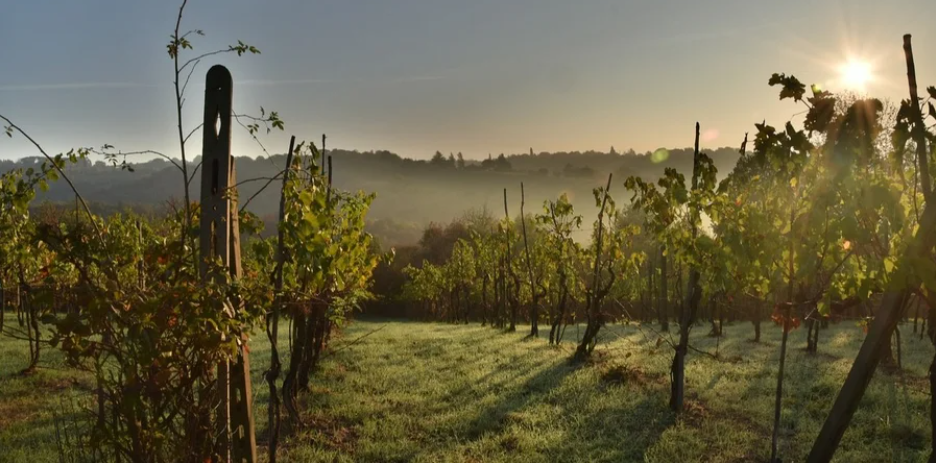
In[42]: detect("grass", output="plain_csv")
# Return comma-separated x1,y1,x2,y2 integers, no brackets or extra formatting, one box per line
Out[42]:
1,313,933,462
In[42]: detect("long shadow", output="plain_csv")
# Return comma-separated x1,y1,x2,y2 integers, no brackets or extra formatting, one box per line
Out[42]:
547,395,675,462
783,348,823,458
439,357,553,406
447,358,581,442
408,331,520,376
732,327,857,461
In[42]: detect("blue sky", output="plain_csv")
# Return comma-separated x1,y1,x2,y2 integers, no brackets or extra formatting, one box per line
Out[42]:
2,0,934,161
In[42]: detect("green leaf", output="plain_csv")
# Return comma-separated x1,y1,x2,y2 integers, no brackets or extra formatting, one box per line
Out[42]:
768,73,806,102
817,300,829,316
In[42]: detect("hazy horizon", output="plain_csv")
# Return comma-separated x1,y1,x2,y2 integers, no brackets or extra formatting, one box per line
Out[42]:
3,0,934,161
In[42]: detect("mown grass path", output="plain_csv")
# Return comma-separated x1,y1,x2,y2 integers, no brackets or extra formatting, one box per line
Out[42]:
277,319,932,462
2,315,934,462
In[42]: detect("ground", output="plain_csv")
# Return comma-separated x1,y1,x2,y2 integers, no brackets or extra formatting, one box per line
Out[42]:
1,314,933,462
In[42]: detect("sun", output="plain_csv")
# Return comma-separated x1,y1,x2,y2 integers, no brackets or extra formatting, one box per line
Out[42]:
838,59,873,91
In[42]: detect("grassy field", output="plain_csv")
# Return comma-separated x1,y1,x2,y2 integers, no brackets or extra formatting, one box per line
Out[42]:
1,313,933,462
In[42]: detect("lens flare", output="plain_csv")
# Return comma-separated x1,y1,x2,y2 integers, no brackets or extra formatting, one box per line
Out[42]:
839,60,873,91
651,148,669,164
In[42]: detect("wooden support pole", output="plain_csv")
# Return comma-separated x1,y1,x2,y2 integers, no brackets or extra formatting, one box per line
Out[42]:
199,64,257,463
806,34,936,463
321,134,327,174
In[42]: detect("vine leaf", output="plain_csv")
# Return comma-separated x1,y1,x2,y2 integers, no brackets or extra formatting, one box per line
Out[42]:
769,73,806,102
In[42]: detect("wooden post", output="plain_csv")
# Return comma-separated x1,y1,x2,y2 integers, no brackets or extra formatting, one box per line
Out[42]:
321,134,327,174
806,34,936,463
199,64,257,463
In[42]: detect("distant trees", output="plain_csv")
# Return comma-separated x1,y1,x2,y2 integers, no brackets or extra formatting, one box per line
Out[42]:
563,163,595,178
2,143,743,251
430,151,454,168
481,153,512,171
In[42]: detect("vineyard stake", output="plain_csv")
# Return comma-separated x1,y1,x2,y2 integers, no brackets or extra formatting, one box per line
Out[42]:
807,34,935,462
199,64,258,463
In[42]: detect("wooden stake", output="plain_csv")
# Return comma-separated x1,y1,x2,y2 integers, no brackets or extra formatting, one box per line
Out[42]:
807,37,936,462
199,64,257,463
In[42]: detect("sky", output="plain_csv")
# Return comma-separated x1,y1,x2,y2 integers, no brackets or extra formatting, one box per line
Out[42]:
2,0,935,161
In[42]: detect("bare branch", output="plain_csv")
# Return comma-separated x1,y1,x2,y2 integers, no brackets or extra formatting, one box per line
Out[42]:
182,123,203,145
233,172,286,189
178,29,199,41
233,113,270,124
179,49,233,73
90,148,183,173
233,114,276,160
1,115,106,245
187,160,203,186
173,0,188,45
239,170,288,213
180,59,200,98
172,0,193,251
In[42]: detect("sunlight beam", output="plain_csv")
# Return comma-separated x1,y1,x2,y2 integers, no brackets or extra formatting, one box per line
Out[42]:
838,59,873,91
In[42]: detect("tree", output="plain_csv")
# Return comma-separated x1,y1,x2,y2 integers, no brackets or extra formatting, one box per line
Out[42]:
430,151,447,167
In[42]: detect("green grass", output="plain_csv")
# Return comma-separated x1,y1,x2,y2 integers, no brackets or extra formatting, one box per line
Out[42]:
2,313,933,462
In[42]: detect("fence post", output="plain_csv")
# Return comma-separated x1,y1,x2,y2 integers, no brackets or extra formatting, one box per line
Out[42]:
199,64,257,463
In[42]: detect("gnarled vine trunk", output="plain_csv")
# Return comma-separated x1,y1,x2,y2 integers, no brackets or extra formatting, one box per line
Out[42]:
575,174,614,361
669,123,702,413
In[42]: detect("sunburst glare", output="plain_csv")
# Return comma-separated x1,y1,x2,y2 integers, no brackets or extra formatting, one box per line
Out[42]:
838,59,873,91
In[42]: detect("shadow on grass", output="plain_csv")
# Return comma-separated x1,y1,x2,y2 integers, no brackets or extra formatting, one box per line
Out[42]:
457,359,581,441
563,395,675,462
440,353,677,461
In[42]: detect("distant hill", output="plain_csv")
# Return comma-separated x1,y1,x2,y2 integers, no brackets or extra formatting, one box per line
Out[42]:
2,146,740,246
